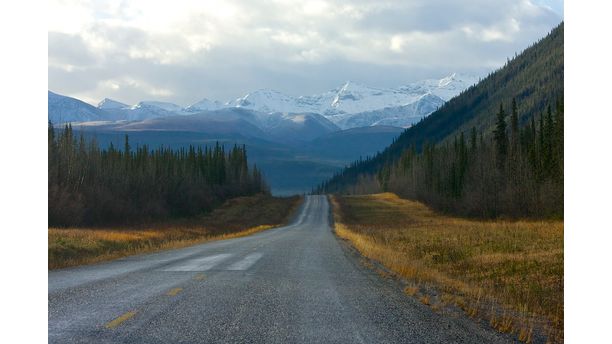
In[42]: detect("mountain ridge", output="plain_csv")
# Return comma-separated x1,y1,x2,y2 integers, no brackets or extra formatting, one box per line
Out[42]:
70,107,342,145
49,73,478,129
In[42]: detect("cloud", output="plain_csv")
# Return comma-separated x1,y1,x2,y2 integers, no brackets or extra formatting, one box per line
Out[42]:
48,0,562,106
48,32,97,70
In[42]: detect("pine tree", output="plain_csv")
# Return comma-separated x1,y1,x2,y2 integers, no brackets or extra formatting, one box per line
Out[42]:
510,98,519,153
493,102,508,169
543,105,555,179
554,99,564,182
537,113,545,181
470,127,478,152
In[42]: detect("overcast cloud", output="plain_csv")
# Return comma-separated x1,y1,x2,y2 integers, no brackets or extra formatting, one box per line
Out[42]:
48,0,563,106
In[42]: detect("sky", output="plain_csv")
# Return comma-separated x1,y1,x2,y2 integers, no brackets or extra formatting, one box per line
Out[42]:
48,0,563,106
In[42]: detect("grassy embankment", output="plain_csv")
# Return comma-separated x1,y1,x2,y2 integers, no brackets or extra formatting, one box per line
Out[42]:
331,193,563,343
49,195,302,269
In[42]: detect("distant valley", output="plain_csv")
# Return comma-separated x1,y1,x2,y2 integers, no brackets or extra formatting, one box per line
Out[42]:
48,74,477,194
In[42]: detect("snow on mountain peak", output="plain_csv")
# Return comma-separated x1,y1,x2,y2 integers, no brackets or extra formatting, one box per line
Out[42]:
438,73,457,87
291,114,306,124
230,89,302,113
185,98,225,112
132,101,183,112
98,98,128,109
213,73,478,127
50,72,479,129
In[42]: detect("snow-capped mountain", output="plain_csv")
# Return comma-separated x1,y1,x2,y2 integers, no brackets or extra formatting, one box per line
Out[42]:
230,89,305,114
224,73,478,128
400,73,477,102
184,98,225,112
49,73,478,128
94,99,186,121
135,101,184,113
48,91,107,123
98,98,128,110
332,93,446,129
108,101,186,121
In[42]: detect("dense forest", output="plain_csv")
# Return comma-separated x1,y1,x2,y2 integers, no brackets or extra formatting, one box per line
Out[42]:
318,22,563,218
319,22,563,205
49,123,268,226
320,99,563,218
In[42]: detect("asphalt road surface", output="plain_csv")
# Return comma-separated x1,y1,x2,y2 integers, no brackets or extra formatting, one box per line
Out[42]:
49,195,513,343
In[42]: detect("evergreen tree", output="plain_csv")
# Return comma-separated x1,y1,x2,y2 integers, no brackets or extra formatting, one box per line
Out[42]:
510,98,519,153
493,102,508,169
470,127,477,152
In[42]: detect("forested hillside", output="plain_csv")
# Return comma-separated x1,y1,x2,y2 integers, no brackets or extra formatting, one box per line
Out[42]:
381,99,562,217
49,123,267,226
318,22,563,218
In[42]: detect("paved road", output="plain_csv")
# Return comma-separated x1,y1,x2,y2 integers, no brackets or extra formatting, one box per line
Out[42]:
49,195,512,343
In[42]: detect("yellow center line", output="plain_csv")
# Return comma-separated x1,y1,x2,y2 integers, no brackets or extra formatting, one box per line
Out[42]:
166,287,183,296
194,273,206,280
105,311,137,329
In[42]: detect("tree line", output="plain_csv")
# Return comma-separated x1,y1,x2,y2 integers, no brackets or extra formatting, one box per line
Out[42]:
49,123,268,226
318,98,563,218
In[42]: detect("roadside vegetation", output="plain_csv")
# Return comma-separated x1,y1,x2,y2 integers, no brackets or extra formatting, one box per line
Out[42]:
49,123,267,227
331,193,563,343
49,194,301,269
320,97,563,219
318,23,564,220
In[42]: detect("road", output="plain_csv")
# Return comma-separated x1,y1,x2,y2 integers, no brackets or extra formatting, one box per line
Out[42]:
49,195,512,343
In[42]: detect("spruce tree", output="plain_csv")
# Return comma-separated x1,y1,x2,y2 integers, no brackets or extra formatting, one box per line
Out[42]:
493,102,508,169
510,98,519,152
470,127,477,152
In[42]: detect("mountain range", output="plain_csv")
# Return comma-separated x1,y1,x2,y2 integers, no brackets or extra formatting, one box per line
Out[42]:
48,73,478,130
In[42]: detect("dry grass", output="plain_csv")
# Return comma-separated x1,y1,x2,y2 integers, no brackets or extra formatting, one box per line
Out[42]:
404,286,419,296
49,195,302,269
331,193,563,343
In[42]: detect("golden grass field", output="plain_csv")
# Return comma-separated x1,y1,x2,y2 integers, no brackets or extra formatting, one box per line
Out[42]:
331,193,563,343
49,195,302,269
